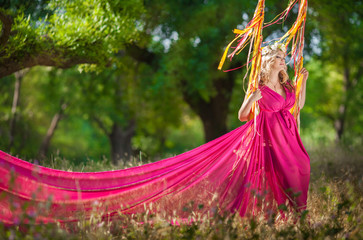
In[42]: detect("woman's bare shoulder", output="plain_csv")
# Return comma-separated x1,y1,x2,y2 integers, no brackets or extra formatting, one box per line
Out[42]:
258,84,266,90
258,83,267,90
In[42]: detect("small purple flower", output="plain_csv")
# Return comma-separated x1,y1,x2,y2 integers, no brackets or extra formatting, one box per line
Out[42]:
12,202,20,209
13,216,20,225
28,210,37,218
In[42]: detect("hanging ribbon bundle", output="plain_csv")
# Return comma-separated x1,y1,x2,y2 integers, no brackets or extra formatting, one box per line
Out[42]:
278,0,308,129
218,0,265,126
218,0,308,130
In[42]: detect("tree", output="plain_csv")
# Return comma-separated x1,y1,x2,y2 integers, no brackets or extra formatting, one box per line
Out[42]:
8,69,28,150
131,0,313,142
0,0,145,78
309,0,363,142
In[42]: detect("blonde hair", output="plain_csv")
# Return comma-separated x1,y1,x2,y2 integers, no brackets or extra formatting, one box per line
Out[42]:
259,49,294,92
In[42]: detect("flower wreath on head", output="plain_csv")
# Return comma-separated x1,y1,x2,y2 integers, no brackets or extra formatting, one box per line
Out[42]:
261,42,287,57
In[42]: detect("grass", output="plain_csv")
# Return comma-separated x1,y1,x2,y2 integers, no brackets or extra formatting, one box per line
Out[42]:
0,144,362,239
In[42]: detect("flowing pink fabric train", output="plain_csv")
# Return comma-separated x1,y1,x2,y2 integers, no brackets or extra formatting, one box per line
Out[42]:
0,84,310,225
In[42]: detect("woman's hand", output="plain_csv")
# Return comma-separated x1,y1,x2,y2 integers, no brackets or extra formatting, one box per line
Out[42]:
301,68,309,82
250,88,262,102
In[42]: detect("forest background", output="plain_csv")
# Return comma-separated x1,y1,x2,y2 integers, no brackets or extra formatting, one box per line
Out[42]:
0,0,362,166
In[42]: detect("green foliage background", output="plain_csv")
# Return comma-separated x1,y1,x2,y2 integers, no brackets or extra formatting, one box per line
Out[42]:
0,0,362,164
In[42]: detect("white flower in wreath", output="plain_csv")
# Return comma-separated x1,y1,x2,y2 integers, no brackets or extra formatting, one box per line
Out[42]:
261,42,286,56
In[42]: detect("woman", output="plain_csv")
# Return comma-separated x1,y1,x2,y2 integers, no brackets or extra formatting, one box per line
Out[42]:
0,46,310,225
233,45,310,218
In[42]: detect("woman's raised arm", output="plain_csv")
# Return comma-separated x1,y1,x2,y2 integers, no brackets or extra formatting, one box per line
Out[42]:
238,89,262,122
299,68,309,109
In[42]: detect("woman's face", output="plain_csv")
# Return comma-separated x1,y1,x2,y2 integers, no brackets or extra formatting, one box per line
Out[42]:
270,50,287,72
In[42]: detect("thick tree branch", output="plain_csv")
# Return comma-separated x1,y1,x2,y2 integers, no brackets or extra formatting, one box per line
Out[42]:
0,9,13,47
124,43,156,65
0,51,98,78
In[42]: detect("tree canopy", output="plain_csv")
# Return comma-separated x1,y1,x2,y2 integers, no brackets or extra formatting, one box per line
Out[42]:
0,0,144,77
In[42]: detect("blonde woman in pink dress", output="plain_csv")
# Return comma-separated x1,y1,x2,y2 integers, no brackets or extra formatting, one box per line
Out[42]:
0,45,310,225
231,45,310,219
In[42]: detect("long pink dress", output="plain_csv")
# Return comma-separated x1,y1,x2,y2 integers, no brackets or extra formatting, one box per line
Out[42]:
0,84,310,225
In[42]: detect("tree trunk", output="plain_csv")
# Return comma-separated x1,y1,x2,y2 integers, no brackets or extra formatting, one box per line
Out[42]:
334,104,346,141
108,120,136,164
182,75,235,142
38,103,68,158
334,58,363,142
334,64,351,142
8,69,27,151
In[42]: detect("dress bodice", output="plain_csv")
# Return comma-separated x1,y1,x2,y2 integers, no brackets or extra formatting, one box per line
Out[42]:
256,84,297,136
258,85,295,112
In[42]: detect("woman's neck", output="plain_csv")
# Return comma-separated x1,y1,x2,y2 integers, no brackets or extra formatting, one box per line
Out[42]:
268,70,280,85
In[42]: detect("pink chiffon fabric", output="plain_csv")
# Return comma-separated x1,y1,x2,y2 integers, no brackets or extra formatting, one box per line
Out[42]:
0,84,310,225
